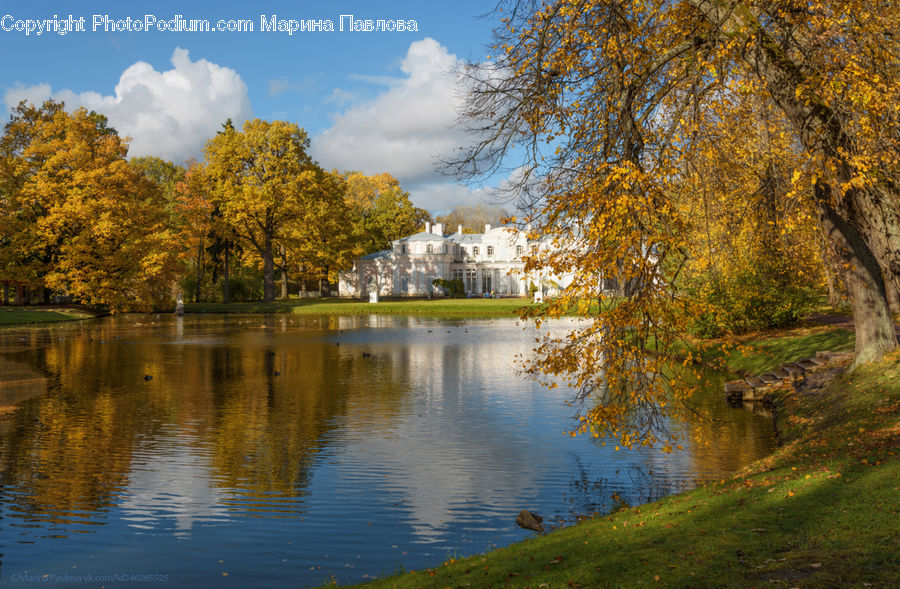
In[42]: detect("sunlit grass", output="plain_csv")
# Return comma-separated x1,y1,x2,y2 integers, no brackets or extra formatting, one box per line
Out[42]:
185,297,535,318
0,307,95,325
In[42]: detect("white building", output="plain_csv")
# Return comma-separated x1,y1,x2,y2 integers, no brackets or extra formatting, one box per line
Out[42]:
338,222,572,298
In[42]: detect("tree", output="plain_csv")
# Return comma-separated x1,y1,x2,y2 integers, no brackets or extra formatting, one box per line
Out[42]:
435,204,510,234
204,119,337,302
455,1,900,448
0,100,179,310
171,160,217,302
342,171,431,253
0,100,66,297
678,86,824,336
278,170,356,297
688,0,900,363
129,156,185,200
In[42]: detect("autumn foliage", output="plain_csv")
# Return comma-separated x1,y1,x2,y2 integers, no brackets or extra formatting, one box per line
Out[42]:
0,102,179,310
0,102,430,310
455,0,900,447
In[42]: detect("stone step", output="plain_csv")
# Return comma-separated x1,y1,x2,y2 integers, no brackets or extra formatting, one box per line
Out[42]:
781,363,807,378
744,376,766,389
759,372,781,384
724,380,750,402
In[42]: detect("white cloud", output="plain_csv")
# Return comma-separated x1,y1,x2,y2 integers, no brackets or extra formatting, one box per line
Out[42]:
312,38,479,211
268,77,292,97
4,83,53,109
267,76,314,97
3,48,251,164
323,88,356,106
412,181,493,214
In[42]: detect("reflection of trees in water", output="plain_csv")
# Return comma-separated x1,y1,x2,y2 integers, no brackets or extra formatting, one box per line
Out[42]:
676,368,776,477
559,456,691,528
562,455,611,521
0,317,414,538
624,463,689,505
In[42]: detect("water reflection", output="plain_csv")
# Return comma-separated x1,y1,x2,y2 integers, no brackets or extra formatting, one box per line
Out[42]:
0,315,774,587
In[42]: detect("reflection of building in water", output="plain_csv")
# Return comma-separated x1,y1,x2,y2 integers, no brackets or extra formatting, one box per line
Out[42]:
339,222,575,298
336,323,575,541
120,441,230,537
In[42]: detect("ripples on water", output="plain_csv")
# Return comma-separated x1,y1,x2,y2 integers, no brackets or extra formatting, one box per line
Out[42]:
0,315,774,586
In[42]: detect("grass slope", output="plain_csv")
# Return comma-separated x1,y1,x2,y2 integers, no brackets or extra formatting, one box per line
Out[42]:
0,306,97,325
704,326,856,375
347,343,899,588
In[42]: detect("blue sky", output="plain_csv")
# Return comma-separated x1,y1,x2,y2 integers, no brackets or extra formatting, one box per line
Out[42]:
0,1,503,212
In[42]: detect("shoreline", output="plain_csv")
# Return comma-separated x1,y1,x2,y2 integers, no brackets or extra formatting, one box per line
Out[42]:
0,305,103,327
343,338,898,588
182,297,535,318
0,298,533,327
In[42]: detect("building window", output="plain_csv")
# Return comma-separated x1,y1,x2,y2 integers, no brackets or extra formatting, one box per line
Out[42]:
516,245,523,257
466,269,477,293
427,243,433,254
401,244,407,254
443,244,447,253
482,273,492,294
530,245,538,255
487,245,494,257
473,246,480,257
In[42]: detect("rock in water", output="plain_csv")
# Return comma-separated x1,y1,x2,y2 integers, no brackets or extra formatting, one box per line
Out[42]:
516,509,544,532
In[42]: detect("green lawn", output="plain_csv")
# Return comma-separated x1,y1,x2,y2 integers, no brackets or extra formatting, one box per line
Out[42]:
0,306,96,325
711,326,856,375
185,297,535,318
338,333,899,588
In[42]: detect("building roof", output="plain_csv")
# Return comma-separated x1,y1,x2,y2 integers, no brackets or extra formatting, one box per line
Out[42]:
394,231,450,243
447,233,483,244
360,249,392,260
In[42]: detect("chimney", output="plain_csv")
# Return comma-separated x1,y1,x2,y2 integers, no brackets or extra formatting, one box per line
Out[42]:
485,223,492,233
457,224,463,235
425,221,431,234
432,222,443,236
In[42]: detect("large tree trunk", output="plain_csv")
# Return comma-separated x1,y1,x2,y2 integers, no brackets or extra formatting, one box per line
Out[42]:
299,263,306,299
280,245,288,300
222,240,230,304
817,184,896,365
691,0,899,362
195,243,204,303
263,237,275,303
887,281,900,316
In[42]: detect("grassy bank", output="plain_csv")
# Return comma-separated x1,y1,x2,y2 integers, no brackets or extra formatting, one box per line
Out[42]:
185,297,534,318
0,306,98,326
346,333,899,588
701,325,856,375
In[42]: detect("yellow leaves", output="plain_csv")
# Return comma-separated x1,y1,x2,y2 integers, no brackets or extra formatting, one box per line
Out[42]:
1,101,179,310
467,0,900,449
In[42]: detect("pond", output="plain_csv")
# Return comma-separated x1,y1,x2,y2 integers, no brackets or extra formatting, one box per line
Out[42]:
0,315,773,587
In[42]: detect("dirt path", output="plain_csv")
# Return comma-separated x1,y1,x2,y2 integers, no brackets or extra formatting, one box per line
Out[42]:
805,312,900,338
